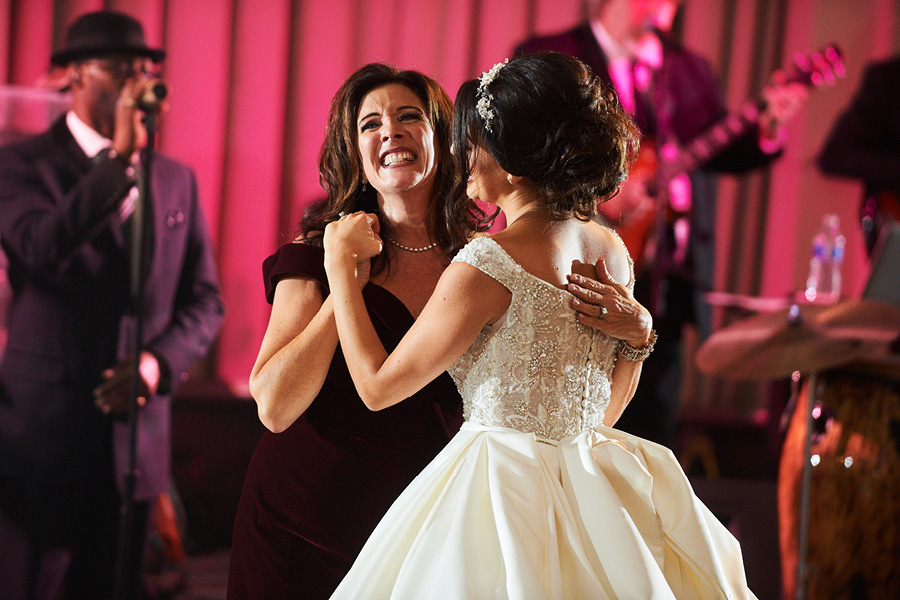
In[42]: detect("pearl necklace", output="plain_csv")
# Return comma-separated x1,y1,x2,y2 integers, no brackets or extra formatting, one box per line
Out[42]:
384,236,438,253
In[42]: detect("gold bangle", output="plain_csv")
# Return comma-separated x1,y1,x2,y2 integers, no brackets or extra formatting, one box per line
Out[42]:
618,330,657,362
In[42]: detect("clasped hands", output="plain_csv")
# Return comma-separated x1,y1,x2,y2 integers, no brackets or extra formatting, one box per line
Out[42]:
324,211,653,347
323,211,383,286
324,211,383,260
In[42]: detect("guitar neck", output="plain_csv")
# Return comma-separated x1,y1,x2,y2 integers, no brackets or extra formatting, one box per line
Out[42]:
661,43,842,180
670,98,763,176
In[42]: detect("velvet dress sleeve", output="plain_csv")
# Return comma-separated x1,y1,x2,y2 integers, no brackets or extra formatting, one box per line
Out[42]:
262,241,327,303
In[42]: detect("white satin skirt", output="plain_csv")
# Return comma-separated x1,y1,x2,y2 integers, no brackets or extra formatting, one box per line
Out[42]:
330,422,758,600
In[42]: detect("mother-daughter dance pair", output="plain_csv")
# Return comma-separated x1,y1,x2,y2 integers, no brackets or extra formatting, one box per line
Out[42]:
229,51,757,600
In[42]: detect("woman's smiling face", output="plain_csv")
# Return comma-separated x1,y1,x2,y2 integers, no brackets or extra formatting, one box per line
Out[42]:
357,83,437,199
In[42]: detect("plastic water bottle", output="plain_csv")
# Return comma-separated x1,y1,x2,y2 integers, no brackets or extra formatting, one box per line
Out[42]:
830,218,846,300
804,214,845,303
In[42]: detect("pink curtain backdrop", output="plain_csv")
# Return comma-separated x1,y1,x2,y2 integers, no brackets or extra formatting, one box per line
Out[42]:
1,1,897,411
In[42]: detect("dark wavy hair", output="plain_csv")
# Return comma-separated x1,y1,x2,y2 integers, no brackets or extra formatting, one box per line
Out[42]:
302,63,479,271
451,52,639,222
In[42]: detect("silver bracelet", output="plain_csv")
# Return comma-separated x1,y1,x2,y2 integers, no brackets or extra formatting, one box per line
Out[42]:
618,330,658,362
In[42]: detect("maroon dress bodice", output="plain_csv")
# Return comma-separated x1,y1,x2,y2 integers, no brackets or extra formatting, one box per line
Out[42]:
227,243,463,599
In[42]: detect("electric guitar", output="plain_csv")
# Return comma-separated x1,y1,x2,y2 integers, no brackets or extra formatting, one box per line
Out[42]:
600,44,845,272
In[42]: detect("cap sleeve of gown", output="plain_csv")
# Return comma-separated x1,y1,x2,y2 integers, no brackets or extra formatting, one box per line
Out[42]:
262,241,327,304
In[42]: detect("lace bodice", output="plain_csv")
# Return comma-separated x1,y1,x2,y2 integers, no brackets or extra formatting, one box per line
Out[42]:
448,237,630,441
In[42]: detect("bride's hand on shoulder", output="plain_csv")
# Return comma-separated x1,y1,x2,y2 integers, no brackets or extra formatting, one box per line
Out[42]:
324,212,383,270
566,258,652,348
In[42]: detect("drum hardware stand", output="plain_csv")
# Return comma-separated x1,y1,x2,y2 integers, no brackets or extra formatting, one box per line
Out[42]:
779,372,800,435
779,302,815,600
796,371,817,600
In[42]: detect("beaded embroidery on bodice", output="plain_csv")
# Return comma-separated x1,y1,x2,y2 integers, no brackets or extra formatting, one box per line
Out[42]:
448,237,631,441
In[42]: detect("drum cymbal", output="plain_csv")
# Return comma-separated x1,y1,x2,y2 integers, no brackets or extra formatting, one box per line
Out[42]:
816,299,900,341
696,299,900,380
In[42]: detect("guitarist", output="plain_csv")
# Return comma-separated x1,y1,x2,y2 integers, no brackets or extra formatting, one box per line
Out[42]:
818,55,900,255
515,0,807,449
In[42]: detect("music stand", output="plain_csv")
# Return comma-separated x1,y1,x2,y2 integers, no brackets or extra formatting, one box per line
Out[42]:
861,223,900,307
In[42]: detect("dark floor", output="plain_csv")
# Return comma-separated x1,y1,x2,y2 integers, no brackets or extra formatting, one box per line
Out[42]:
164,549,229,600
166,390,786,600
161,481,781,600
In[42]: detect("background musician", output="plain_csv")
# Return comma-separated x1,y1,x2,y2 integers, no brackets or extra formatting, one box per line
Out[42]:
514,0,808,449
818,54,900,255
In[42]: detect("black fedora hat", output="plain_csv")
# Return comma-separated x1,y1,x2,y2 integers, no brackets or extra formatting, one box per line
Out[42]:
51,10,166,65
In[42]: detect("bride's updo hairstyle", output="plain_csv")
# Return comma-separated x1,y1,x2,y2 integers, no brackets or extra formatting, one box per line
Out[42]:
451,51,639,221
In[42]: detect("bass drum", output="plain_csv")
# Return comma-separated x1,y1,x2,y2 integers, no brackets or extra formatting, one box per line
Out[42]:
778,369,900,600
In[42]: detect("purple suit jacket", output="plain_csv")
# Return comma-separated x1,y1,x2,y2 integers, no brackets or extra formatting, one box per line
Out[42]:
514,24,773,172
0,116,224,500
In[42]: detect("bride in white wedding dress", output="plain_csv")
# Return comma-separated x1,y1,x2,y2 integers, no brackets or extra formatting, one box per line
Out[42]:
323,52,757,599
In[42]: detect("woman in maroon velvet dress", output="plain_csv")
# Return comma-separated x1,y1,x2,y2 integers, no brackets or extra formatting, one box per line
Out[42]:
226,64,485,599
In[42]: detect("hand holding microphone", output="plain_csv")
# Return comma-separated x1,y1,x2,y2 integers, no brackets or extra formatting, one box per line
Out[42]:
138,78,168,111
112,76,169,160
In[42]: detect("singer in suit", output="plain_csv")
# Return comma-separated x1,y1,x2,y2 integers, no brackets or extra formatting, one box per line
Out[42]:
515,0,804,449
0,11,223,599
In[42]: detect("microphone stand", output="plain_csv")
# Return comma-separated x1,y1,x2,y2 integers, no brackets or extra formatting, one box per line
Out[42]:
113,109,156,600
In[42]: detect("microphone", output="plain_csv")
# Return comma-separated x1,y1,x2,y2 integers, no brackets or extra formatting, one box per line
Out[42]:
138,79,168,111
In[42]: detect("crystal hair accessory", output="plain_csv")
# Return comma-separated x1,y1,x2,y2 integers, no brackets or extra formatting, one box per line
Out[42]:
476,59,508,133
